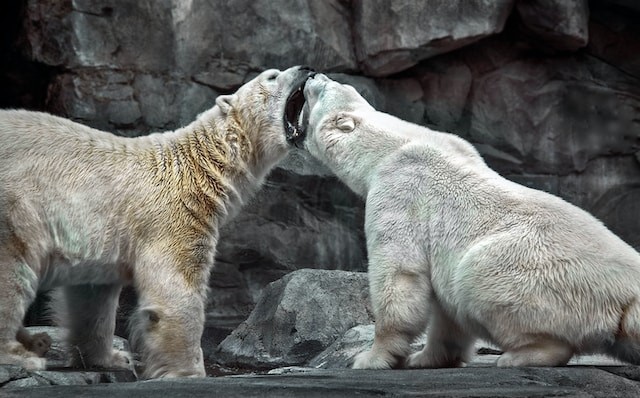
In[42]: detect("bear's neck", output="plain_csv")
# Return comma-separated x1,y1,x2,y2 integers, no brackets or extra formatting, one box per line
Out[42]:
143,110,260,224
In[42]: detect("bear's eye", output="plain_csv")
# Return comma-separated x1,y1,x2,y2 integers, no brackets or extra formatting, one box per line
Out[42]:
266,72,278,82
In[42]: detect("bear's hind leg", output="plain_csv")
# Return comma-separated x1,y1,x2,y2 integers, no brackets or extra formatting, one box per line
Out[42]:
57,283,131,369
407,304,475,368
16,327,52,357
0,255,45,369
607,299,640,365
497,339,573,367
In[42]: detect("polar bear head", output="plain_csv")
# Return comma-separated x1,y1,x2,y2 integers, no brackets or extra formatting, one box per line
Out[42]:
213,66,315,173
291,74,385,195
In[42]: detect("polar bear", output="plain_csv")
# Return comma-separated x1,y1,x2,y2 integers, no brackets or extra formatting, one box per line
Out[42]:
0,66,314,378
293,74,640,369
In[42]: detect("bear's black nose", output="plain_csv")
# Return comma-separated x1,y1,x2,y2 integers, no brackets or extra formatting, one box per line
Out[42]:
299,66,314,72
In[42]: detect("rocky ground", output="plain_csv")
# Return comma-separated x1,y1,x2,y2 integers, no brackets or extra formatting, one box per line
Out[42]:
4,356,640,397
5,270,640,397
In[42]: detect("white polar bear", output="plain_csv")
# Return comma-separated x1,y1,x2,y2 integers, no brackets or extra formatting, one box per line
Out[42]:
0,66,314,378
293,73,640,369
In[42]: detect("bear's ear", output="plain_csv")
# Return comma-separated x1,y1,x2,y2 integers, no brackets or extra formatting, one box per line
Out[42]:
336,114,356,133
216,94,236,115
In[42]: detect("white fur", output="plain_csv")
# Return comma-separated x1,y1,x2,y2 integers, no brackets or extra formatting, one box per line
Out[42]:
0,66,309,378
302,74,640,369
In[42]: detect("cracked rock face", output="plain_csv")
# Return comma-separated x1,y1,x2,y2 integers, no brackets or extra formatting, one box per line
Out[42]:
353,0,516,77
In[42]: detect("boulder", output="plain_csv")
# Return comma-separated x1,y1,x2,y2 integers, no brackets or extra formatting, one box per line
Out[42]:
353,0,515,76
412,32,640,177
468,54,640,175
516,0,589,51
25,0,175,71
172,0,357,74
213,269,373,368
46,70,218,135
558,156,640,249
0,365,135,388
26,0,356,74
308,324,374,369
587,1,640,80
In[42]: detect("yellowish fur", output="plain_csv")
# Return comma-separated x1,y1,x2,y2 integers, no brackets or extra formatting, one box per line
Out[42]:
0,66,310,378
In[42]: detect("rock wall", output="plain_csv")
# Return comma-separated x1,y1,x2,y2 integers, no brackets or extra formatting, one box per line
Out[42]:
4,0,639,335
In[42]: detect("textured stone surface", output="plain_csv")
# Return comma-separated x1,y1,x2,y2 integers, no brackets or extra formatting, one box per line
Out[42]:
516,0,589,51
0,365,136,389
415,35,640,176
5,367,640,397
353,0,515,76
46,70,218,135
208,170,366,326
213,269,373,368
26,0,355,75
172,0,357,75
587,1,640,79
308,325,375,369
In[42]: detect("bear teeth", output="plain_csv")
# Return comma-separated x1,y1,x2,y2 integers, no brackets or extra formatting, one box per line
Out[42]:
284,81,308,145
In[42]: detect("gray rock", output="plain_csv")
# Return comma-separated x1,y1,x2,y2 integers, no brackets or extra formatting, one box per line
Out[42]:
209,169,366,326
587,1,640,80
2,375,50,388
31,370,102,386
353,0,515,76
516,0,589,51
0,365,137,389
0,365,29,385
308,324,374,369
26,0,175,71
213,269,373,368
5,367,640,397
558,156,640,249
413,29,640,175
47,70,218,135
423,38,640,176
172,0,357,74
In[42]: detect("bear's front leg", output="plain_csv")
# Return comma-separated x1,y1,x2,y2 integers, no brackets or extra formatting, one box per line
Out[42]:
353,239,431,369
406,303,475,368
131,259,208,379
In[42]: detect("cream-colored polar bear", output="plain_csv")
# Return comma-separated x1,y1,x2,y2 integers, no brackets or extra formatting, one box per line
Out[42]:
0,66,313,378
294,74,640,369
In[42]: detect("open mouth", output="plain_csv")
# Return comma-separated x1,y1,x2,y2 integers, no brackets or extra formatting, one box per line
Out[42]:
284,77,312,146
